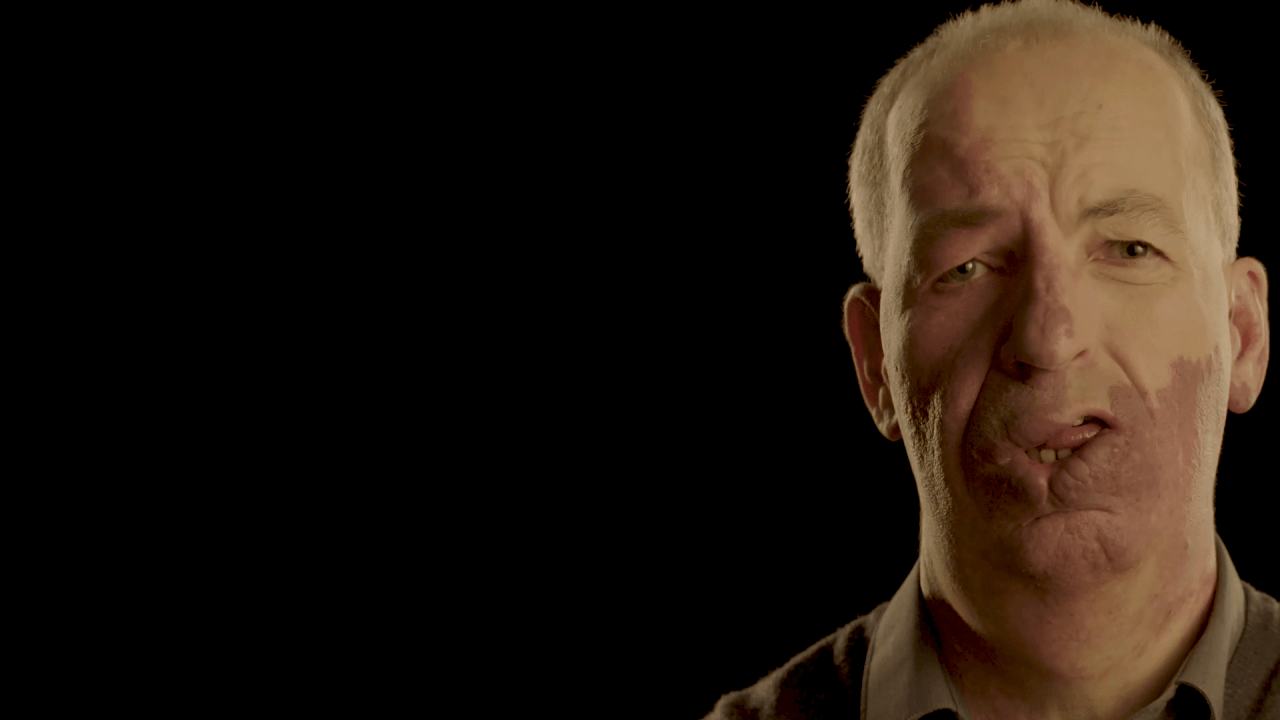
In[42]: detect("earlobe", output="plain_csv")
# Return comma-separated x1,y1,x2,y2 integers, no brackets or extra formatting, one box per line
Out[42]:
844,282,901,441
879,384,903,441
1226,258,1270,414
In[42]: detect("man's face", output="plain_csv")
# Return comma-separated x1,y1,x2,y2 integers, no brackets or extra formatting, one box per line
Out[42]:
878,35,1236,586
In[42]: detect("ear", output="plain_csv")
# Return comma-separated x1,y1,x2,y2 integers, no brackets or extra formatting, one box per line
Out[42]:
1226,257,1270,413
843,283,902,441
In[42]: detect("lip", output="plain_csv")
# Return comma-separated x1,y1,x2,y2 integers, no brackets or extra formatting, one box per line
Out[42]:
1080,409,1122,435
1003,425,1122,507
1007,409,1122,454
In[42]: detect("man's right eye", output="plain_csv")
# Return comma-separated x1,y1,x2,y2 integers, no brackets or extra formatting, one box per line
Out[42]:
942,259,991,284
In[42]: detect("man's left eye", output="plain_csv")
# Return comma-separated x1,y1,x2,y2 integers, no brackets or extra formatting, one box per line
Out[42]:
1115,241,1156,259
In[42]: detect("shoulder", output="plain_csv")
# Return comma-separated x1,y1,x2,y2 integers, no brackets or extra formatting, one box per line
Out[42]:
703,602,890,720
1224,581,1280,719
1242,581,1280,629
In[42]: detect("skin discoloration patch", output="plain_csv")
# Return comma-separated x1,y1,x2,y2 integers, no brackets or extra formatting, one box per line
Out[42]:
958,352,1223,587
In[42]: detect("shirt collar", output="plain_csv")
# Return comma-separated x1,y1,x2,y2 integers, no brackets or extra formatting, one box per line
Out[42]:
865,559,961,720
863,533,1246,720
1170,532,1246,720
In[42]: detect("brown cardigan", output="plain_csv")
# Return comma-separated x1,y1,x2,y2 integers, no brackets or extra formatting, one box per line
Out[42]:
705,579,1279,719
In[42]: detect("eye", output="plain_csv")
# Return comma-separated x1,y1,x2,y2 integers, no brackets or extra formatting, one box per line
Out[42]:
941,259,991,284
1114,241,1157,259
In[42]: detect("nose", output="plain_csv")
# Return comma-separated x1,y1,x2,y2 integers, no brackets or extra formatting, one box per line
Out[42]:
997,250,1089,377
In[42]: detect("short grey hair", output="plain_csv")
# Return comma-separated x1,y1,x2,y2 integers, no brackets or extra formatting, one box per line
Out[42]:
848,0,1241,288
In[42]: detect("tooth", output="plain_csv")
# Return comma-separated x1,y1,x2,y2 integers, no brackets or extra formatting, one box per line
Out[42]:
1039,448,1056,463
1057,448,1071,460
1073,418,1085,427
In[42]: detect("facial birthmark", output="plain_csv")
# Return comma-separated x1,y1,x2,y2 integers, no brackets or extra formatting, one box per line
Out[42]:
955,352,1221,579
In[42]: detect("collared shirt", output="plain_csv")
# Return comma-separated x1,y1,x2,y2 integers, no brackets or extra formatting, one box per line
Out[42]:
865,533,1247,720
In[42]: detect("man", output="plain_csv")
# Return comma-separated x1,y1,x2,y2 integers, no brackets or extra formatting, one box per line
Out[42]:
704,1,1275,719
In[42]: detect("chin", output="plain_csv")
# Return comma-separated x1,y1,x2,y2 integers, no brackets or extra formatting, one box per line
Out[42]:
995,509,1142,590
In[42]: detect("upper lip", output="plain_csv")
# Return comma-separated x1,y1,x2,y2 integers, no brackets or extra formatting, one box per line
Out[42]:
1010,410,1119,451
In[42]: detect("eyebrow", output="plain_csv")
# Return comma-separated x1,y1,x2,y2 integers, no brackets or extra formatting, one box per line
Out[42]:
913,189,1186,246
914,206,1004,247
1077,190,1186,239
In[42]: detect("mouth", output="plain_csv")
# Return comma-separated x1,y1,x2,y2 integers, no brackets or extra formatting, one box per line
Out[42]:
977,412,1125,517
1023,415,1111,465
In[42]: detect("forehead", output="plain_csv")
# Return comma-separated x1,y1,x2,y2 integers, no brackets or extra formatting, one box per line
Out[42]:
898,33,1199,245
928,34,1189,138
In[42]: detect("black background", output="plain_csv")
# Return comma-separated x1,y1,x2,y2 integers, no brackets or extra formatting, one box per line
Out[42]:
596,2,1276,717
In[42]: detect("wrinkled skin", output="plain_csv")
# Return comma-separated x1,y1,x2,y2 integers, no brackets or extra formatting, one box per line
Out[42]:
843,33,1270,720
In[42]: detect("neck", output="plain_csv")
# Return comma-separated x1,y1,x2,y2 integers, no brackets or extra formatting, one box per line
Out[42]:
920,528,1218,720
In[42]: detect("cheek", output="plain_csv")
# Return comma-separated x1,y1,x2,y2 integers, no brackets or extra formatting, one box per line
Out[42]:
1052,352,1224,528
900,283,1002,380
1102,283,1217,391
895,313,999,489
1109,351,1225,486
